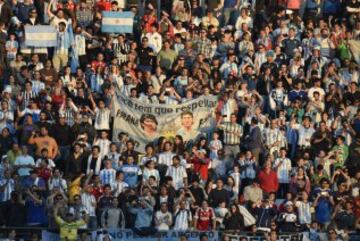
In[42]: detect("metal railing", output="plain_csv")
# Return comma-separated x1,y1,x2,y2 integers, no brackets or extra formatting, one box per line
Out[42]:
0,227,359,241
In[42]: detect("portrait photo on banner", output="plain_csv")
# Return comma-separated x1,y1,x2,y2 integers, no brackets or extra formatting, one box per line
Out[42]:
113,94,218,151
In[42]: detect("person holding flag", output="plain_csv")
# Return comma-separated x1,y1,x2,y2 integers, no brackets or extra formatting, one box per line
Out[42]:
52,20,74,72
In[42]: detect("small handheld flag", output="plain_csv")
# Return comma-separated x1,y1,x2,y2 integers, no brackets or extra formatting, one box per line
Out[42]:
25,25,57,47
101,11,134,33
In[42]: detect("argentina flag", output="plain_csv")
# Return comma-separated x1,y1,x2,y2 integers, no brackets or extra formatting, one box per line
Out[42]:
101,11,134,33
25,25,57,47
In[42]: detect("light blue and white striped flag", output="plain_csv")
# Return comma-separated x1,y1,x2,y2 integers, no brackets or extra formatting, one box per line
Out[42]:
101,11,134,33
25,25,57,47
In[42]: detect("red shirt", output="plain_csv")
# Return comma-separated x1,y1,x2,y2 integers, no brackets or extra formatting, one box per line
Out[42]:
37,167,52,181
257,169,279,193
142,14,157,33
97,0,111,11
91,185,103,200
91,60,107,71
51,94,65,109
195,207,215,231
191,156,210,181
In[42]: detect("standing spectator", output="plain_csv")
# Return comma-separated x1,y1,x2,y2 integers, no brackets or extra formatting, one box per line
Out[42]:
157,40,177,73
295,191,312,230
223,204,245,230
119,156,142,188
173,199,192,230
264,119,283,157
28,126,58,159
253,199,277,232
194,200,216,231
127,198,154,230
14,145,35,177
99,159,116,185
246,117,263,162
24,188,48,226
208,179,230,208
86,146,102,175
243,179,263,204
282,27,301,59
166,156,188,190
277,201,298,232
53,204,86,241
101,197,125,229
52,22,72,71
258,161,279,195
313,178,335,228
137,37,155,72
154,202,173,230
52,115,71,170
273,148,292,198
0,169,15,202
217,113,243,162
2,192,26,227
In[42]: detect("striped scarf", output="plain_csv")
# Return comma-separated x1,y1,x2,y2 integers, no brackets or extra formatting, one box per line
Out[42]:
113,40,130,64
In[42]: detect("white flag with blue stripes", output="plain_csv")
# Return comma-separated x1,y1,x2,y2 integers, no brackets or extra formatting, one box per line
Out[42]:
25,25,57,47
101,11,134,33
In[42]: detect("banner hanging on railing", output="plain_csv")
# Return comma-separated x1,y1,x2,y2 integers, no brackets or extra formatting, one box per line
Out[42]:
227,232,305,241
42,229,218,241
107,229,218,241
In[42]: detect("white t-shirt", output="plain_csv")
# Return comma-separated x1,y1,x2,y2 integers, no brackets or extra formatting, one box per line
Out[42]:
35,158,56,169
155,211,173,231
94,108,111,130
273,157,292,183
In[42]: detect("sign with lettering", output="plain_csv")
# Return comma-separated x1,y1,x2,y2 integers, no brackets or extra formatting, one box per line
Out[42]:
113,93,218,150
108,230,218,241
227,233,305,241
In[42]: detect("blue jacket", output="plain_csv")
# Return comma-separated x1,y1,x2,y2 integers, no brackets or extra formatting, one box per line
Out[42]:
323,0,341,14
254,206,277,229
127,201,154,228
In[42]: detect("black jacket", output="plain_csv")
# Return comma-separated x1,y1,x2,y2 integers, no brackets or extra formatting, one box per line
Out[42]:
247,125,263,150
2,200,26,227
224,213,245,230
51,123,72,146
0,3,13,25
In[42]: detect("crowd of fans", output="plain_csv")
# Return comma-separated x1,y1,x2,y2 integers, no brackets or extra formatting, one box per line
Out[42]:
0,0,360,240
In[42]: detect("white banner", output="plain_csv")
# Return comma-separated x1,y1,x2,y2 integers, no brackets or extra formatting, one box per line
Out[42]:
113,94,218,150
108,230,218,241
227,232,305,241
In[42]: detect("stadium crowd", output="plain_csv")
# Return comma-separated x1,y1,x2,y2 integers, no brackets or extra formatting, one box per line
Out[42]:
0,0,360,240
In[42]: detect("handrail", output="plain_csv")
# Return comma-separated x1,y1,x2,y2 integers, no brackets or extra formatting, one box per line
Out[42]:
0,227,359,234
